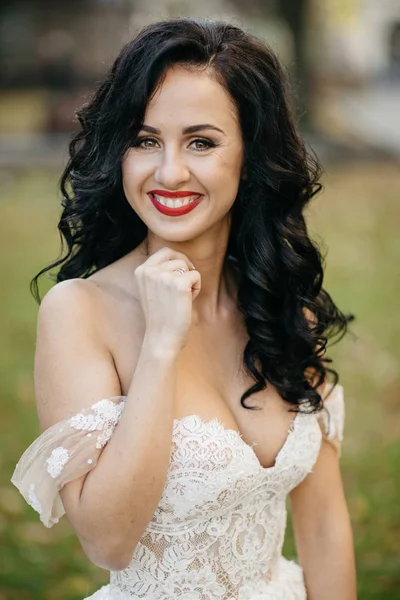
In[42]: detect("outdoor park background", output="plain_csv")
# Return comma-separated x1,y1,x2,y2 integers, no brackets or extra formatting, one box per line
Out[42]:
0,1,399,599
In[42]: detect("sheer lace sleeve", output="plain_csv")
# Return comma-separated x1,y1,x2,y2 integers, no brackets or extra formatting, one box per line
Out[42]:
11,395,126,528
316,383,345,455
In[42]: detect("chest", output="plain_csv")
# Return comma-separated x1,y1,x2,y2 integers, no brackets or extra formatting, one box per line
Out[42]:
106,297,298,470
151,410,321,528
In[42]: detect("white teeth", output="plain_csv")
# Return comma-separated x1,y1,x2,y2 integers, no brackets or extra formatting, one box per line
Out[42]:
152,194,200,208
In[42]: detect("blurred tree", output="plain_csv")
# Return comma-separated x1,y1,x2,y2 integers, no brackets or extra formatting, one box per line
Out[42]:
278,0,311,126
390,22,400,77
230,0,313,127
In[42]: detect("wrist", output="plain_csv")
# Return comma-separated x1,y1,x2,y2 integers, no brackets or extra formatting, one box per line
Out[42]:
141,334,182,363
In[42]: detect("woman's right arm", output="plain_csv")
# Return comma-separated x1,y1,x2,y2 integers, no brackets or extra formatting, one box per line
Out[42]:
33,279,178,570
33,250,199,571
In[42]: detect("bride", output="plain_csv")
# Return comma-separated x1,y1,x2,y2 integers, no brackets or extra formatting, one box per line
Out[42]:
12,17,357,600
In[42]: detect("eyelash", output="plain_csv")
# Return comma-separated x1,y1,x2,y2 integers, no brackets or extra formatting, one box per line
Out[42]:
131,136,217,151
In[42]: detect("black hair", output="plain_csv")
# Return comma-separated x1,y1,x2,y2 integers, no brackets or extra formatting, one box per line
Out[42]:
31,17,354,412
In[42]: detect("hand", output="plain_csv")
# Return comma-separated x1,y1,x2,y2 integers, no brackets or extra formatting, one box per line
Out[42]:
134,247,201,353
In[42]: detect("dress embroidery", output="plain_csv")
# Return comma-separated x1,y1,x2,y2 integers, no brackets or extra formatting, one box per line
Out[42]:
10,395,126,528
45,446,70,478
103,412,320,600
317,385,345,454
68,398,126,448
11,385,345,600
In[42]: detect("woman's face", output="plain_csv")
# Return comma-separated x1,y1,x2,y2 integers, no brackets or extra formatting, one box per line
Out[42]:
122,65,244,243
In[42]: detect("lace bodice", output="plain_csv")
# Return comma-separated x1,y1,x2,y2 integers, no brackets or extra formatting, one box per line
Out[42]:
11,383,344,600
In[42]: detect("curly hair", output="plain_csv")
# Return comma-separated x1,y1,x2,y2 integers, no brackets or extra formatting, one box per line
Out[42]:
31,17,354,413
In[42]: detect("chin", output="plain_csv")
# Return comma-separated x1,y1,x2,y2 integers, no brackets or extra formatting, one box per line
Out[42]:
150,230,200,244
143,217,203,242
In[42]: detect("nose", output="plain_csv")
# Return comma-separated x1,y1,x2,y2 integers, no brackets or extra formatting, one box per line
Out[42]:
154,145,190,189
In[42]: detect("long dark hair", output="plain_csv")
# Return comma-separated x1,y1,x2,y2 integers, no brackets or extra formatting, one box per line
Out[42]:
31,17,354,412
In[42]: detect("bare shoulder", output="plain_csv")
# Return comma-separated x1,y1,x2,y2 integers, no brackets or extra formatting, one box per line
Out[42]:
38,278,105,323
38,264,137,340
37,278,111,361
35,278,122,430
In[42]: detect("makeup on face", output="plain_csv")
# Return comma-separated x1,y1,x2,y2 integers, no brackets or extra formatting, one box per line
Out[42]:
148,190,204,217
121,66,244,240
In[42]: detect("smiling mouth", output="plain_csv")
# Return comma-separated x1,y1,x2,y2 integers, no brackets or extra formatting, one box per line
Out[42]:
149,192,202,208
148,192,204,216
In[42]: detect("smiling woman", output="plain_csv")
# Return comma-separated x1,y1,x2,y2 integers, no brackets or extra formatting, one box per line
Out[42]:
12,17,356,600
122,65,244,231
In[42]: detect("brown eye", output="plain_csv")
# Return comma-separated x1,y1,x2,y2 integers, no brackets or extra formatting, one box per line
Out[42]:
131,137,159,149
190,138,216,151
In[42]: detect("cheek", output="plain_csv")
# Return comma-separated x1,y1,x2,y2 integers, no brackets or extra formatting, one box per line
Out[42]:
214,142,243,175
122,170,146,212
121,160,142,208
122,152,151,190
204,149,242,194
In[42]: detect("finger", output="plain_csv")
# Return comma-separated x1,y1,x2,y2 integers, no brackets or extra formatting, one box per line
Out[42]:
159,259,192,273
174,269,201,289
144,247,195,269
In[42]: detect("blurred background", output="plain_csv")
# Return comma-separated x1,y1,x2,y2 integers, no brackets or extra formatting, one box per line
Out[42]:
0,0,399,599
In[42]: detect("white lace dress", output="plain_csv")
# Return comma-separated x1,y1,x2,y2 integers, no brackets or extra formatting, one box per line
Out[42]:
11,382,344,600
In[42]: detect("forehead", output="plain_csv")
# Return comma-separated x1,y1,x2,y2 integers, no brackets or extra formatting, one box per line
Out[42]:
145,65,239,131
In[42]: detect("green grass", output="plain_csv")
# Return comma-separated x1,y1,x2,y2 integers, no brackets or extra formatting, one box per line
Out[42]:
1,163,399,599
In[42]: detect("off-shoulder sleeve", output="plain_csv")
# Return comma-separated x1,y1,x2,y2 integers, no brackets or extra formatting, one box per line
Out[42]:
316,383,345,455
11,395,127,528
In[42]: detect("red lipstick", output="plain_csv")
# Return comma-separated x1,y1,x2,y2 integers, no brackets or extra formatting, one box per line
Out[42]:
150,190,201,198
148,190,204,217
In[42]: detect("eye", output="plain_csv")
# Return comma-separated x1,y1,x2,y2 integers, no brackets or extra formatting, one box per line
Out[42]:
189,138,217,151
131,136,159,149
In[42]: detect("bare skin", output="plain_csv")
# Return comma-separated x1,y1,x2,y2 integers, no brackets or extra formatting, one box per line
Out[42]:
87,245,296,470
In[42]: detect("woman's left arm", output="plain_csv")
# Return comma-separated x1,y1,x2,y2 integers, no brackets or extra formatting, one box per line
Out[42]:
289,438,357,600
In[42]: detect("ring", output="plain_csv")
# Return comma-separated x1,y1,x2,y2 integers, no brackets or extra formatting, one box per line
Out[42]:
175,268,186,275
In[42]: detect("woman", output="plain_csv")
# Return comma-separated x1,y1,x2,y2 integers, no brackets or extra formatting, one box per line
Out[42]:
11,18,357,600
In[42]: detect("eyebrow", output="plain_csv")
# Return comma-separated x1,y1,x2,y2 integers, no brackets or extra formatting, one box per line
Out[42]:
140,124,225,135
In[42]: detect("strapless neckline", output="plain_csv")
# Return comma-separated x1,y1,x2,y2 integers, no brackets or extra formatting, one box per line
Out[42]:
172,410,303,472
